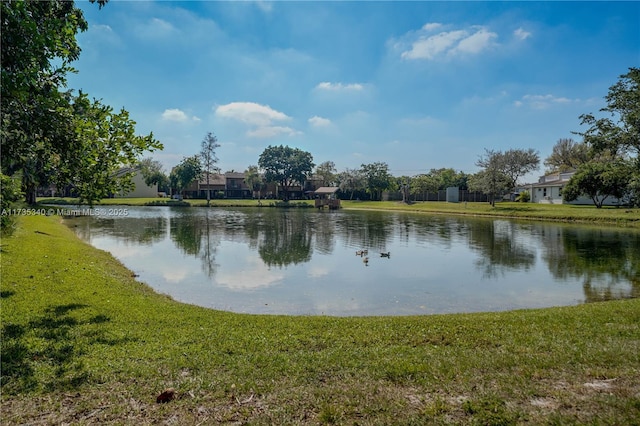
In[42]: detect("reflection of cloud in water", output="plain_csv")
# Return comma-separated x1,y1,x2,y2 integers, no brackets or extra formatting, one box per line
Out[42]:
216,257,284,291
162,267,191,283
108,244,153,259
308,266,329,278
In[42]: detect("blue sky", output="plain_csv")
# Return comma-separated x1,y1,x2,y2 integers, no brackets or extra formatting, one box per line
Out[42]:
68,1,639,181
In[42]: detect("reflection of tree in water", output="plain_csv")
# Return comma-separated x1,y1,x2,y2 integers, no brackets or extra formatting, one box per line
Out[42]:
170,214,202,255
468,220,536,278
310,211,336,255
540,225,640,302
169,212,220,276
405,215,468,249
259,210,312,267
198,213,220,277
68,217,167,245
337,211,393,251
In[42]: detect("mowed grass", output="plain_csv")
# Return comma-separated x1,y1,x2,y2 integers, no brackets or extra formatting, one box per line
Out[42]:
2,215,640,425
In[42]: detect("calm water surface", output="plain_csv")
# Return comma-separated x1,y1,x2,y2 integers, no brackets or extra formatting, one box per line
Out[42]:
67,206,640,316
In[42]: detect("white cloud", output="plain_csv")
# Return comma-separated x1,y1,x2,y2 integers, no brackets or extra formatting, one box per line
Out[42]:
161,108,187,122
514,94,577,109
422,22,443,31
308,116,332,127
254,1,273,13
454,28,497,55
136,17,177,39
215,102,299,138
94,24,113,33
161,108,199,123
247,126,300,138
402,30,466,60
514,27,532,40
400,25,498,60
315,82,364,91
215,102,289,126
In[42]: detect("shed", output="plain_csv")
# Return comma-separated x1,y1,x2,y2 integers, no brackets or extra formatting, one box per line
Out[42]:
313,187,340,209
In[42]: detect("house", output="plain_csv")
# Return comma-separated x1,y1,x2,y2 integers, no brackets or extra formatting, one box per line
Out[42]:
184,172,255,199
528,171,622,206
184,172,226,199
224,172,251,198
181,172,325,200
529,171,574,204
114,168,158,198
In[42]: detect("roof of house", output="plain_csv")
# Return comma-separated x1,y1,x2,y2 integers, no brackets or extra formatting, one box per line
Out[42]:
197,172,226,185
531,171,575,187
225,172,246,179
314,186,339,194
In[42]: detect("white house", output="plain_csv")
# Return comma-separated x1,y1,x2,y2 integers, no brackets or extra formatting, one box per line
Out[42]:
529,171,622,206
114,168,158,198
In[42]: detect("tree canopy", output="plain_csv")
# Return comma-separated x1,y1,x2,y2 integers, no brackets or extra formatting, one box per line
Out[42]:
336,168,365,200
578,67,640,158
0,0,160,206
573,67,640,206
170,156,202,197
200,132,221,205
544,138,589,173
244,165,264,200
315,161,337,187
138,157,169,193
563,160,631,208
360,162,394,201
258,145,314,200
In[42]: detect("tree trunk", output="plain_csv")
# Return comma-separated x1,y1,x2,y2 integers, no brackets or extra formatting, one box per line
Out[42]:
26,184,37,205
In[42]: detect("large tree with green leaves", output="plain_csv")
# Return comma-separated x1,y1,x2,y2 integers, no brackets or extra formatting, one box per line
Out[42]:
336,168,365,200
360,162,394,201
258,145,314,200
170,156,202,198
65,94,161,204
578,67,640,158
410,174,439,200
501,148,540,191
471,149,511,207
544,138,590,173
1,0,160,206
315,161,337,187
138,157,170,194
472,148,539,206
244,165,264,201
427,168,469,190
576,67,640,206
563,160,631,208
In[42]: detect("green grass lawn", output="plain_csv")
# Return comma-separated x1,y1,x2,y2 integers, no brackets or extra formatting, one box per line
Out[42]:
2,215,639,424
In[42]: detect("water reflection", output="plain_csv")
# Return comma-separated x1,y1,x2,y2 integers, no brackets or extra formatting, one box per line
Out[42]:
259,210,313,267
66,207,640,316
468,220,536,278
538,225,640,302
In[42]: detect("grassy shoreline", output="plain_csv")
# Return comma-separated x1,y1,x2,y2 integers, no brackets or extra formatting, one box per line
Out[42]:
38,196,640,228
2,215,639,424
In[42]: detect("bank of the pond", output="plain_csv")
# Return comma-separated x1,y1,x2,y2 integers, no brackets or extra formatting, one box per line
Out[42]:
38,197,640,227
2,215,639,424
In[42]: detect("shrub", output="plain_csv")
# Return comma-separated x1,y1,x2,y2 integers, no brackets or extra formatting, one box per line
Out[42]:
1,173,23,234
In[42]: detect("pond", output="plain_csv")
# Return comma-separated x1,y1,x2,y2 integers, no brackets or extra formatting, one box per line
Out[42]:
66,206,640,316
